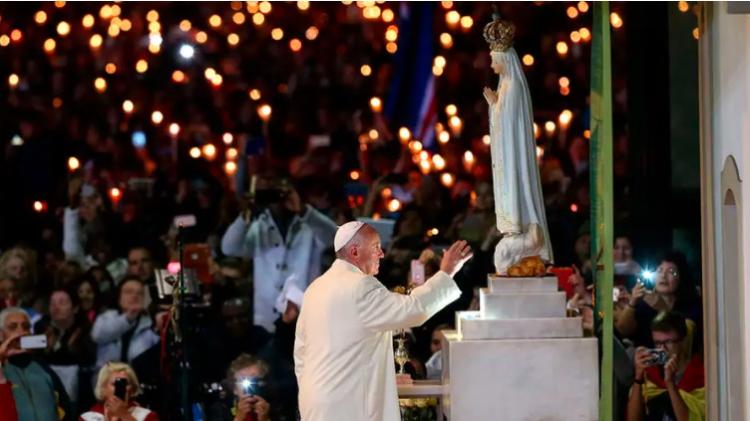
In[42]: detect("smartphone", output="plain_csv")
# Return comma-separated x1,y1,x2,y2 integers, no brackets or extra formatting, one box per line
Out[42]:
183,243,212,285
173,214,197,228
114,377,128,400
239,377,263,396
20,334,47,350
411,260,425,286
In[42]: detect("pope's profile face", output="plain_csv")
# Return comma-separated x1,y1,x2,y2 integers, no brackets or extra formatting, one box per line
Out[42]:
360,230,385,276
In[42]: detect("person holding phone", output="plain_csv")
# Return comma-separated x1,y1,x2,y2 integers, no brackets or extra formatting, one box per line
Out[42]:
626,311,704,421
614,252,702,348
80,362,158,421
0,307,72,421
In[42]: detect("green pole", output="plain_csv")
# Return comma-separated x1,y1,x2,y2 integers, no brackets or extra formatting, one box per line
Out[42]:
590,2,614,420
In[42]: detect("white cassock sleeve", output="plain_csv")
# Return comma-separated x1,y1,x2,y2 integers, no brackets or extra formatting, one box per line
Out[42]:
294,314,305,380
355,271,462,332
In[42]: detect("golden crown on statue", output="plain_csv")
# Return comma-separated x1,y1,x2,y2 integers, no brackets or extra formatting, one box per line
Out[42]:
483,14,515,52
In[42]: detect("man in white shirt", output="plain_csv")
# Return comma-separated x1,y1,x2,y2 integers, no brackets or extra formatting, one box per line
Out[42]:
221,176,337,333
294,221,471,421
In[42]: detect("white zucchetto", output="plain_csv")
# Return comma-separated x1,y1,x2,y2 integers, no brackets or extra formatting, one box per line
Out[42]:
334,221,366,252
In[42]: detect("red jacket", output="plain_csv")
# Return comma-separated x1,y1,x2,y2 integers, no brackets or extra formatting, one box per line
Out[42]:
0,382,18,421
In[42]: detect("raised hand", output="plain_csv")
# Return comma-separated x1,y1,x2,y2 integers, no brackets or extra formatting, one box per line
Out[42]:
439,240,473,277
663,354,679,385
629,282,646,307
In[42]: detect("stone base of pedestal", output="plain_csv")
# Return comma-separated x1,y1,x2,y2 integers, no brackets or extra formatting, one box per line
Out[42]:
441,331,599,421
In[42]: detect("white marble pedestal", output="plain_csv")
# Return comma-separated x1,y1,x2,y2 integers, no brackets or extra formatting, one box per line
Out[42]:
440,275,599,421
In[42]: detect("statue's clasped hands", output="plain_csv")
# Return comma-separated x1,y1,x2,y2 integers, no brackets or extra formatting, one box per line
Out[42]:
483,87,498,105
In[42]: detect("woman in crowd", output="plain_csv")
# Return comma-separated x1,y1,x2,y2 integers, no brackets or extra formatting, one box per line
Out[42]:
91,277,159,369
0,248,39,312
35,288,96,410
76,277,103,324
79,362,159,421
614,234,642,276
615,251,702,348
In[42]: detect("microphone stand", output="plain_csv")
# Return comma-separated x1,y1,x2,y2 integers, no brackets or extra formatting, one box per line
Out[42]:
176,224,191,421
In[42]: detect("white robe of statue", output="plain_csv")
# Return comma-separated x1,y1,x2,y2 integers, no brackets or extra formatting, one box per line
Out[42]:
486,47,554,273
294,259,461,421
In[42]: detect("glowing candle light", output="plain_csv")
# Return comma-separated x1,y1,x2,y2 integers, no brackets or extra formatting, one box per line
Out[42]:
440,173,455,188
222,133,234,145
289,38,302,52
94,77,107,93
398,127,411,143
151,111,164,125
432,154,446,170
35,11,48,25
257,104,272,121
369,97,382,113
544,121,556,135
122,100,134,114
189,147,201,159
82,14,95,28
44,38,56,53
57,21,71,36
202,144,217,160
135,59,148,73
68,157,80,171
90,34,103,49
110,187,121,202
440,33,453,49
610,12,623,29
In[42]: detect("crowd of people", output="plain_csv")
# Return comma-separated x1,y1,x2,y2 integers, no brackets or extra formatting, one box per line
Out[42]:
0,2,702,421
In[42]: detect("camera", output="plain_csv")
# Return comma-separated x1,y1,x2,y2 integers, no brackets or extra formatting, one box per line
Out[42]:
645,349,669,366
248,175,291,209
253,188,287,207
638,270,655,291
114,377,128,400
238,376,264,396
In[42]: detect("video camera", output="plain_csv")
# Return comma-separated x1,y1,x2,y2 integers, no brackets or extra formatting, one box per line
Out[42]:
248,175,291,209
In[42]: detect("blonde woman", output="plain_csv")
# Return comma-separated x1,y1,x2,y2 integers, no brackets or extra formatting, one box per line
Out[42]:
0,248,37,309
79,362,158,421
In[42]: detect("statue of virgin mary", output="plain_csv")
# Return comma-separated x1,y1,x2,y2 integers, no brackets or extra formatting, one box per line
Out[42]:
483,15,554,274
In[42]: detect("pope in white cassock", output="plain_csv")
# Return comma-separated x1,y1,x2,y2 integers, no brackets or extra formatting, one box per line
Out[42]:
294,221,472,421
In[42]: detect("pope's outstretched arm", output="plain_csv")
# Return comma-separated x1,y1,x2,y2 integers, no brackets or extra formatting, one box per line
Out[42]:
356,241,472,332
